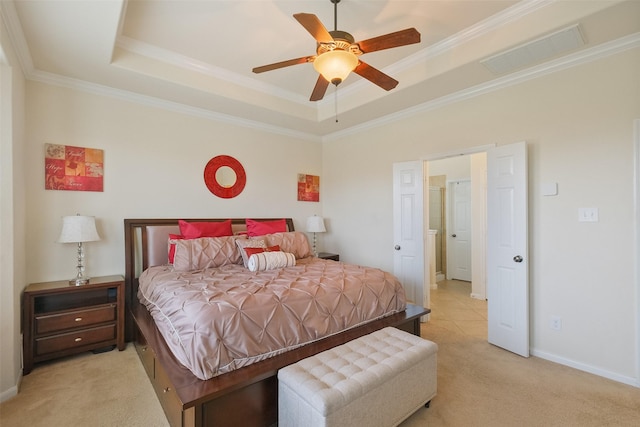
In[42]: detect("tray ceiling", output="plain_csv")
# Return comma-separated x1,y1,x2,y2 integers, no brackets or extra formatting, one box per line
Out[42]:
3,0,639,140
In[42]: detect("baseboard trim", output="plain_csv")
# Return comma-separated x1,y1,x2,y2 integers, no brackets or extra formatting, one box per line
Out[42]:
531,348,639,388
0,383,18,403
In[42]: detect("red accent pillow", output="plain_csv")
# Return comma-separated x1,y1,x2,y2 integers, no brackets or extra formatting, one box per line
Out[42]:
246,219,287,237
244,245,280,258
168,233,185,264
178,219,233,239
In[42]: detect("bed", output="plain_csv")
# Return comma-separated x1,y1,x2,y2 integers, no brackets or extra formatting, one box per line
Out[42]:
124,218,430,427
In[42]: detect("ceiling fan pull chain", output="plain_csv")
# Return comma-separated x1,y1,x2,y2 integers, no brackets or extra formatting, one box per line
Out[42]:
335,87,339,123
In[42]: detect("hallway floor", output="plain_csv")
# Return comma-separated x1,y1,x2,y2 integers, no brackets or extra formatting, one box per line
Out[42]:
423,279,487,339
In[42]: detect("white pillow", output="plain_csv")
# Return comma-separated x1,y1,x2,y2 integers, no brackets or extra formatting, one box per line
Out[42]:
247,251,296,272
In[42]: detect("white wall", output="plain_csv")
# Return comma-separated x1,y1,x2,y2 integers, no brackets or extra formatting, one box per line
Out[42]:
23,82,323,284
428,155,471,181
323,48,640,384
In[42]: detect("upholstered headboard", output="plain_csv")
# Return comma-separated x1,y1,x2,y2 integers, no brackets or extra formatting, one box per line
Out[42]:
146,225,179,267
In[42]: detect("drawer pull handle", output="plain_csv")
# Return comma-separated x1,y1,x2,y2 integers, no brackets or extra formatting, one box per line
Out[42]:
141,347,147,352
163,387,170,393
74,337,82,342
75,317,83,322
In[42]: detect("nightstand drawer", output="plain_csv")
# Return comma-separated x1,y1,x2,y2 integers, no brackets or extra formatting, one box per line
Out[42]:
35,324,116,356
36,304,117,334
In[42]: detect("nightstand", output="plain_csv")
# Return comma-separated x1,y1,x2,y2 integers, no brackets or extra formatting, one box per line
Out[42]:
22,275,125,375
317,252,339,261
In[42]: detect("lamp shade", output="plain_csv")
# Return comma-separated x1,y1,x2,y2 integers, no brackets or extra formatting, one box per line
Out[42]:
58,215,100,243
306,216,326,233
313,50,358,85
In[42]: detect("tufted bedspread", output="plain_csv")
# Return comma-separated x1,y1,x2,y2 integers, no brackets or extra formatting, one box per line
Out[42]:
137,257,406,380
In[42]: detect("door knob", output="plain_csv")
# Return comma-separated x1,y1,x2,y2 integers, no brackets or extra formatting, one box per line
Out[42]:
394,245,401,250
451,234,457,238
513,255,523,263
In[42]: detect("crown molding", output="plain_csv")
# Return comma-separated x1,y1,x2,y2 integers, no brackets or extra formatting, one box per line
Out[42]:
0,0,34,74
323,33,640,142
28,68,321,143
115,36,309,105
17,32,640,144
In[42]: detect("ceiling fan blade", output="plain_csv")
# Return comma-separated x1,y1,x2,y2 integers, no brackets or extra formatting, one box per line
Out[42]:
252,56,315,74
356,28,421,54
310,75,330,101
293,13,334,43
354,61,399,91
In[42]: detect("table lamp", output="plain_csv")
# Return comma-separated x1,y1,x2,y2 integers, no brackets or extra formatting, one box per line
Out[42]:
58,214,100,285
306,215,326,257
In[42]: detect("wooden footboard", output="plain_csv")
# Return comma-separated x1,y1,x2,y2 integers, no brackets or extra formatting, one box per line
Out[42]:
133,302,429,427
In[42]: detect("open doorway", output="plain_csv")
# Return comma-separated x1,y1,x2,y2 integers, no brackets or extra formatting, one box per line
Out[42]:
425,153,487,339
395,142,529,355
426,153,487,301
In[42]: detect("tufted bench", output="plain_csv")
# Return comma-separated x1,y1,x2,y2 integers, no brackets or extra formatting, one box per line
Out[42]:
278,327,438,427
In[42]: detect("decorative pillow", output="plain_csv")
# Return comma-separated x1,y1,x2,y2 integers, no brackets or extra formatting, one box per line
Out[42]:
172,236,242,271
243,245,280,258
178,219,233,239
245,219,287,237
235,238,267,267
247,251,296,272
168,233,185,264
264,232,312,259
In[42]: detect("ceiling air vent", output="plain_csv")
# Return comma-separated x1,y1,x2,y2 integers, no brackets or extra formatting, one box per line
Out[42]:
481,24,585,75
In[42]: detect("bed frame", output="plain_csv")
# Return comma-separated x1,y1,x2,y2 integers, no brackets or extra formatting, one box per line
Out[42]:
124,218,430,427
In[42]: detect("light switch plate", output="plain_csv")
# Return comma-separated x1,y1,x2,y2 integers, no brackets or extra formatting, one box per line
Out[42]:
541,182,558,196
578,207,598,222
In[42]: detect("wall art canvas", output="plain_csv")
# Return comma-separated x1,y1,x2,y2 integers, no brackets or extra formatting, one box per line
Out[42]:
297,173,319,202
45,143,104,192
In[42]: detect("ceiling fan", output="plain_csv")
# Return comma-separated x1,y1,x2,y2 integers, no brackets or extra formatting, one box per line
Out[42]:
252,0,421,101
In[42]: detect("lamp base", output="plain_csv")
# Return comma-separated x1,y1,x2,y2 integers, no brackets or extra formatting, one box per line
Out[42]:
70,277,90,286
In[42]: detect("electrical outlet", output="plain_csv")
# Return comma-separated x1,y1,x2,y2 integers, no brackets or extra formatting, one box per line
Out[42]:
550,316,562,331
578,207,598,222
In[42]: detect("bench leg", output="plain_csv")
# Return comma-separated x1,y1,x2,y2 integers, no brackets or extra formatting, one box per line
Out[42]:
425,400,431,408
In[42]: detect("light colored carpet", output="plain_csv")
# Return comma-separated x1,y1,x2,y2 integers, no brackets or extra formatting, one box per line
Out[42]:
0,344,169,427
401,321,640,426
2,292,640,426
402,280,640,426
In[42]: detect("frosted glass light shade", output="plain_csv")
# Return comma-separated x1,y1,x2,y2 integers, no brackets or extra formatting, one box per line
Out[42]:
313,50,358,85
58,215,100,243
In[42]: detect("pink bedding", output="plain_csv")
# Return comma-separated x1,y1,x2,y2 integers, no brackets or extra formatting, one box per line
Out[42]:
137,257,406,380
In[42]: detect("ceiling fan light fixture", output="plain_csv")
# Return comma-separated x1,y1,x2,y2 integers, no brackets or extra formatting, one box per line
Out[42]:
313,50,358,85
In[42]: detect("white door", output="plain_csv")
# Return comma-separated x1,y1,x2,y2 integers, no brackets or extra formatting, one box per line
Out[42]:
449,180,472,281
487,141,529,357
393,161,427,312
